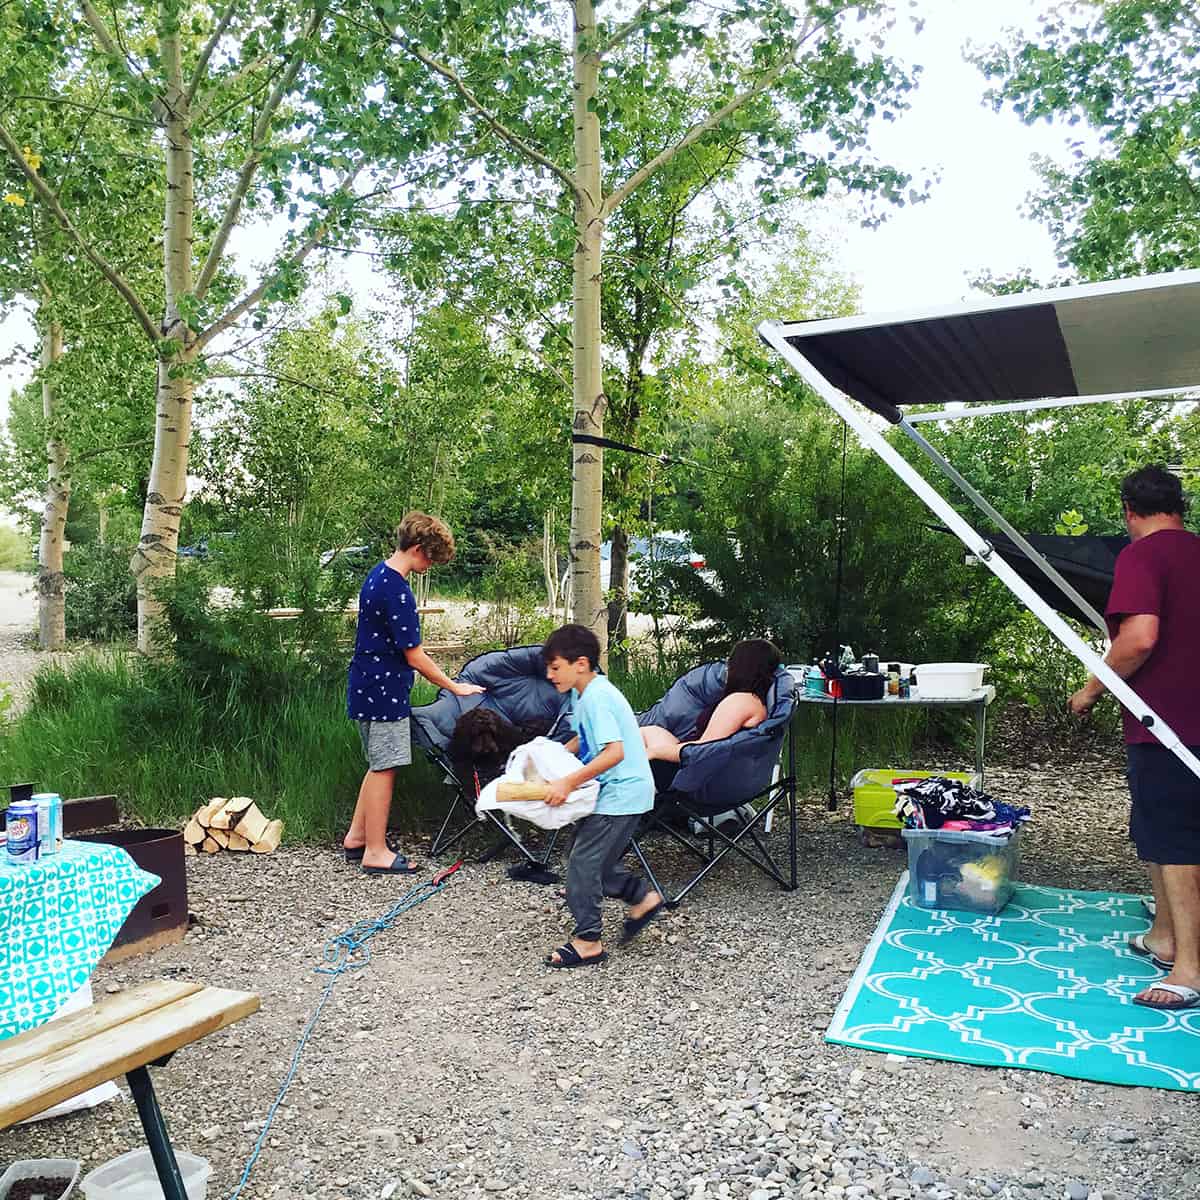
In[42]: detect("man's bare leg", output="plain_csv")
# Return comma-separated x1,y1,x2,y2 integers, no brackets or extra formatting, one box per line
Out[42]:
1139,864,1176,962
1137,863,1200,1004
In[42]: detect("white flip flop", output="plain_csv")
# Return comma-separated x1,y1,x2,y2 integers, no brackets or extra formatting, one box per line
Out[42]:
1133,982,1200,1010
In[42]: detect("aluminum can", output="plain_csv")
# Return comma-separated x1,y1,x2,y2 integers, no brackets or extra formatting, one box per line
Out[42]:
32,792,62,856
5,801,39,864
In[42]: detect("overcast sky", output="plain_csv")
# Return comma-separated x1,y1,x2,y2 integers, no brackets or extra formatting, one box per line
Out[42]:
0,0,1067,427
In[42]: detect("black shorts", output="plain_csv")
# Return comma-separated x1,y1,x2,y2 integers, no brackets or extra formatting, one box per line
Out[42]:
1128,743,1200,864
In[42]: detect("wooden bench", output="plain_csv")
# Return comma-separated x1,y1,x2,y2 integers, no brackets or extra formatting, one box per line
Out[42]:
0,980,259,1199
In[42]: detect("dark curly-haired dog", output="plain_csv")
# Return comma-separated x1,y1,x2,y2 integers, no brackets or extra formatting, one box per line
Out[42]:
448,707,552,787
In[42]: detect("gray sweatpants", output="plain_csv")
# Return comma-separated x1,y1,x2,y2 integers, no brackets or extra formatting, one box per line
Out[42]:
566,812,649,941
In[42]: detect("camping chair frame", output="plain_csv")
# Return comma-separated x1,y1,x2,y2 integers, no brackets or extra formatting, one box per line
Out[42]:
630,733,797,907
759,268,1200,785
412,645,571,870
425,741,564,869
631,663,800,907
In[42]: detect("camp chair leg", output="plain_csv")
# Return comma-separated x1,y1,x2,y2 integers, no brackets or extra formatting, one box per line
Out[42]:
431,789,480,856
628,836,669,908
642,779,799,906
126,1065,189,1200
788,728,798,891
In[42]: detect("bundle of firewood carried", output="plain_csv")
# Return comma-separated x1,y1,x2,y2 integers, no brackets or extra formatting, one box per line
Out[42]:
182,797,283,856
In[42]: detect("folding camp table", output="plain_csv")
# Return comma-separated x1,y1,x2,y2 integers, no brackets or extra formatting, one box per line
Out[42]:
795,684,995,784
759,268,1200,785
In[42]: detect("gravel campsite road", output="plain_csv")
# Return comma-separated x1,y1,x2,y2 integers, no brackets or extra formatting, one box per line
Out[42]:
0,570,46,707
6,744,1198,1200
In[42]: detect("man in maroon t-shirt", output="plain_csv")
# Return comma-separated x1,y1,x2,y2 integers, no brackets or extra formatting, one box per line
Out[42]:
1069,465,1200,1010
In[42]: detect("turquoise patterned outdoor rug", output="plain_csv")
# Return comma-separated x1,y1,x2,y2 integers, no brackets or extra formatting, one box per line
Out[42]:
827,874,1200,1091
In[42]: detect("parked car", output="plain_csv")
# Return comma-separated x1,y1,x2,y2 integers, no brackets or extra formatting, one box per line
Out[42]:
177,532,234,559
319,545,376,573
561,531,708,595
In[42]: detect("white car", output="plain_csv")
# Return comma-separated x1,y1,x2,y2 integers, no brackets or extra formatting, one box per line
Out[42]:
562,531,708,594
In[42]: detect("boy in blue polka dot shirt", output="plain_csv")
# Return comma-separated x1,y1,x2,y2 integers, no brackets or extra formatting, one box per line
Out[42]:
343,512,483,874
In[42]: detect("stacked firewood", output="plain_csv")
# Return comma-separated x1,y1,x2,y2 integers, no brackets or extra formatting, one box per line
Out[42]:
182,797,283,856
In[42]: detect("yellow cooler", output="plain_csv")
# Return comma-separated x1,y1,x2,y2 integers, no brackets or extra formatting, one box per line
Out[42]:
850,768,981,834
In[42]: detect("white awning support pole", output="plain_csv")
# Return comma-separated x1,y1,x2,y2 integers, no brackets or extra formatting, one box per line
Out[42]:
896,418,1109,636
757,321,1200,784
905,388,1197,424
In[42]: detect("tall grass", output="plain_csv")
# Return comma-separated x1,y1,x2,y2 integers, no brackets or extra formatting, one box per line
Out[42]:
0,653,446,841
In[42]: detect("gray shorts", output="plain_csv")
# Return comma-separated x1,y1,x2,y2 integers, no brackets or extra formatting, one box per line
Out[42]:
357,718,412,771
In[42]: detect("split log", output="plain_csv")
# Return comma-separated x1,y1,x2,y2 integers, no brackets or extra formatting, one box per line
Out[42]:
226,832,251,852
233,803,271,845
201,836,221,854
250,819,283,854
208,827,230,849
496,781,550,802
195,798,225,826
183,816,206,846
209,796,253,830
184,841,198,856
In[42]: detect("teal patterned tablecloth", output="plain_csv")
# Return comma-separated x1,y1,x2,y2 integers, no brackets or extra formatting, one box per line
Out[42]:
0,838,160,1039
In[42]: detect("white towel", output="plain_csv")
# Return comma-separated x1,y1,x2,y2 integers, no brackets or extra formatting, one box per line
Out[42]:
475,737,598,830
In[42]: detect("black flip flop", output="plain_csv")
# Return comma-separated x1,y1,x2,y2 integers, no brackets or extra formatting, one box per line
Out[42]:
343,836,402,862
621,900,665,944
545,943,608,969
362,852,420,876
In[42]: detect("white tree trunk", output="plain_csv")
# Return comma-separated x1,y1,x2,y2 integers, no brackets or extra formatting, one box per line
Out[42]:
132,26,195,653
569,0,608,658
37,319,68,650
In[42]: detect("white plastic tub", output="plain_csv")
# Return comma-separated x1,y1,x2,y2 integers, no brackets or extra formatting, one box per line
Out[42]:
913,662,988,699
0,1159,81,1200
80,1150,210,1200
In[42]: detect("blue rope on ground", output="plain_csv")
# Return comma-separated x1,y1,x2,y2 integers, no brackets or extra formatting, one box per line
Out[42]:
227,861,462,1200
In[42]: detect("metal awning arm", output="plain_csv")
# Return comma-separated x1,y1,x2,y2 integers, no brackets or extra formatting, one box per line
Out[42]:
896,418,1109,637
757,320,1200,786
905,387,1197,424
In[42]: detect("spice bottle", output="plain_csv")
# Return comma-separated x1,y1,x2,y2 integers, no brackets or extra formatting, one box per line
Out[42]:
887,663,901,696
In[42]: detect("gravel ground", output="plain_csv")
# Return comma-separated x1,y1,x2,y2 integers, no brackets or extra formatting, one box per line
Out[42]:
5,736,1198,1200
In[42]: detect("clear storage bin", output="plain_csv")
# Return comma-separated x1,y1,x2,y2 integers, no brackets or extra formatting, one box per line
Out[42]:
80,1150,210,1200
902,826,1021,914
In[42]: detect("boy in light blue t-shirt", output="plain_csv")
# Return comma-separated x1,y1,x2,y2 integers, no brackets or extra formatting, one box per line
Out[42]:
541,624,663,968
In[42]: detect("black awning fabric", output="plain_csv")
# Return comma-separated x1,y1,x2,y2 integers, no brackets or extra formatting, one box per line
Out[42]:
977,531,1128,625
790,305,1076,418
775,270,1200,422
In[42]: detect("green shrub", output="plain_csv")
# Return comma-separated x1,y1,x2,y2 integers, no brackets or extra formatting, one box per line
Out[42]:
63,543,138,641
984,609,1119,738
0,525,33,571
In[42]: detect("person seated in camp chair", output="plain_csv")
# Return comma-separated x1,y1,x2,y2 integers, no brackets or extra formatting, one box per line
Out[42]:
640,639,781,764
541,624,664,968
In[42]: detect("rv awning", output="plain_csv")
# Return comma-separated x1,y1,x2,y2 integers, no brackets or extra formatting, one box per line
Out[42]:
775,269,1200,422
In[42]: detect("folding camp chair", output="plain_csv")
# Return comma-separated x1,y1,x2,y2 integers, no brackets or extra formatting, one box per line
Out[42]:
631,663,797,906
411,645,570,872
